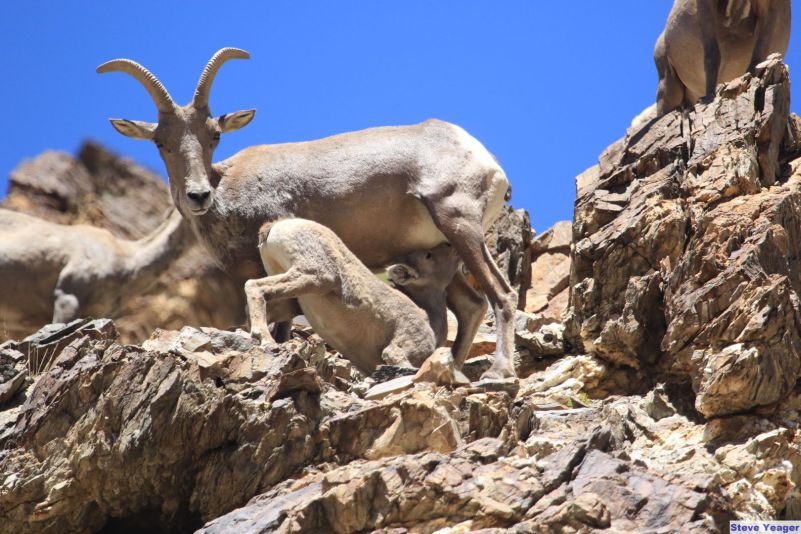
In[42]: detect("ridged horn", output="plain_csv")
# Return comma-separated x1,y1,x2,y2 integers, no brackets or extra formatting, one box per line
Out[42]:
193,47,250,108
96,59,175,113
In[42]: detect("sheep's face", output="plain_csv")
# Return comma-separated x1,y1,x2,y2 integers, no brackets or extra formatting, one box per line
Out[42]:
99,48,253,216
109,106,254,216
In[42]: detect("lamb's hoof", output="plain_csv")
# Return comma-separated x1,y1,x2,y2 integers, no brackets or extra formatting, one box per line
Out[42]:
364,375,414,401
372,365,417,383
474,377,520,396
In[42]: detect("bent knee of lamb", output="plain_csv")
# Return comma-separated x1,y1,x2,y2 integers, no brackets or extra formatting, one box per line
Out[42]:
247,218,437,373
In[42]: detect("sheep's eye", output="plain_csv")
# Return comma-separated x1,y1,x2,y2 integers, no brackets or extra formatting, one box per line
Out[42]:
155,141,164,149
425,252,433,260
213,132,221,141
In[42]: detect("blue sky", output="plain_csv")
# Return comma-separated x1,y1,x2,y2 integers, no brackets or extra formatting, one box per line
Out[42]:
1,1,799,232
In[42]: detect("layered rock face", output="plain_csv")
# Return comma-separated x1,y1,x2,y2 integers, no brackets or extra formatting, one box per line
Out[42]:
1,142,246,343
4,314,800,532
0,321,732,532
566,57,801,418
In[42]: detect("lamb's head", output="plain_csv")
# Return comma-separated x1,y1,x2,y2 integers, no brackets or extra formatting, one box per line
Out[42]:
387,243,461,291
97,48,255,216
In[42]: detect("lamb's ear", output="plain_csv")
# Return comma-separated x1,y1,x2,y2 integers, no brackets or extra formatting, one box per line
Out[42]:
109,119,157,140
218,109,256,133
387,264,419,286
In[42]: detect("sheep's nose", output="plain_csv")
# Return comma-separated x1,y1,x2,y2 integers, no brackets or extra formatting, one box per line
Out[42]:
187,190,211,205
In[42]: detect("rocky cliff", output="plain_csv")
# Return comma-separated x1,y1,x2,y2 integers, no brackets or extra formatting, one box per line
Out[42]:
566,56,801,420
3,57,801,533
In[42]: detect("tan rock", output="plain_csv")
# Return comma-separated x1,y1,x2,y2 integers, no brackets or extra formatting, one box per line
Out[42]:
526,251,570,314
530,220,572,255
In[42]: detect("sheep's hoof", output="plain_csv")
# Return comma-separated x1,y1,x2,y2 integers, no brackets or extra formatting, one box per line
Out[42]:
473,377,520,397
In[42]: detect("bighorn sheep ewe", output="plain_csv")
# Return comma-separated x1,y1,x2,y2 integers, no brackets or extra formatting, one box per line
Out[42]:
246,218,436,373
0,208,188,339
387,242,465,348
655,0,791,115
98,48,517,380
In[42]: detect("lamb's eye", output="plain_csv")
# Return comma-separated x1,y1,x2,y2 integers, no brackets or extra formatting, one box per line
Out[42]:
213,132,221,141
155,142,164,149
425,252,433,260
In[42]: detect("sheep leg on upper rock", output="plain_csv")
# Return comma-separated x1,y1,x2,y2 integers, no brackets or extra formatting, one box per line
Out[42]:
446,270,488,369
749,4,782,72
698,0,722,99
655,31,686,115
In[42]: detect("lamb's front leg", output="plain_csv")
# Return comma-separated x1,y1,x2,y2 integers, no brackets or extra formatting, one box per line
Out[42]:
244,268,334,343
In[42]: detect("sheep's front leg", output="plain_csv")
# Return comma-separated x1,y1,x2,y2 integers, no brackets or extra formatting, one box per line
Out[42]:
53,289,80,324
244,268,333,343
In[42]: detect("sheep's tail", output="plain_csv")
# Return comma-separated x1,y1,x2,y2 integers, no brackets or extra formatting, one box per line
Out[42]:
258,219,282,247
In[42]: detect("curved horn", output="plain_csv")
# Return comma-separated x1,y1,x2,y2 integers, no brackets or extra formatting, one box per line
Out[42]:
96,59,175,113
193,47,250,108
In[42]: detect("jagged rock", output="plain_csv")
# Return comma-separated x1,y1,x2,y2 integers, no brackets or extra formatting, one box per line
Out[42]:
462,355,493,382
0,330,325,532
565,450,709,532
1,141,244,344
516,322,565,358
566,57,800,417
365,348,470,400
199,438,544,533
484,205,533,309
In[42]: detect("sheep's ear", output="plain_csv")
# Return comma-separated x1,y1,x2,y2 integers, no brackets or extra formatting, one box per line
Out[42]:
218,109,256,133
386,264,419,286
109,119,156,140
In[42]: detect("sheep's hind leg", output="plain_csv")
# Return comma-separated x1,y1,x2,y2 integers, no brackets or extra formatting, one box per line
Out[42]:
424,196,518,382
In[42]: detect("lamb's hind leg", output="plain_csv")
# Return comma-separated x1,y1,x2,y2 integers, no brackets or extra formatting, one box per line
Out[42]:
244,268,333,343
425,197,518,380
